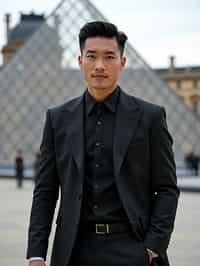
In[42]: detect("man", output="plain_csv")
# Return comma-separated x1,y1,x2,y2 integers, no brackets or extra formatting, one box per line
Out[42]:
27,21,179,266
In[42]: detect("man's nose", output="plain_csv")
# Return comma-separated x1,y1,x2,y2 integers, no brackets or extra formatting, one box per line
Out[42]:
95,59,105,71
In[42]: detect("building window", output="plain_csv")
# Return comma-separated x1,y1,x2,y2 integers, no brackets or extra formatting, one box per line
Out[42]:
176,80,181,89
193,79,198,89
190,95,200,114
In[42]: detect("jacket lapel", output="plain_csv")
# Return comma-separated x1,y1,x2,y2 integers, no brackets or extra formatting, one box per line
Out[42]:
113,90,142,178
64,94,85,178
63,89,142,180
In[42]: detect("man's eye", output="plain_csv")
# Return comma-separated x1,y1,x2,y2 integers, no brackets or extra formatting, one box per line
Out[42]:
87,55,95,58
106,55,115,59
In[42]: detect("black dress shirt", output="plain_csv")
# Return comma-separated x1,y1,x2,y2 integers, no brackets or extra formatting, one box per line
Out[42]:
80,87,128,223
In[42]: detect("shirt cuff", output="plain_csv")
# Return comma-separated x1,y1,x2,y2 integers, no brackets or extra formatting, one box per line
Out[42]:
29,257,45,262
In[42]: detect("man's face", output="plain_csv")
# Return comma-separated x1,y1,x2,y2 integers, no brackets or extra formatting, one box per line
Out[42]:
78,37,126,93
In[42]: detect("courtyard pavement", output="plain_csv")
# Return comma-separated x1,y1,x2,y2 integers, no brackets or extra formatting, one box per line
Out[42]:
0,178,200,266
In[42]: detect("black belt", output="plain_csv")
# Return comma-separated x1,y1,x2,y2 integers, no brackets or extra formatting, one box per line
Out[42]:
80,222,131,235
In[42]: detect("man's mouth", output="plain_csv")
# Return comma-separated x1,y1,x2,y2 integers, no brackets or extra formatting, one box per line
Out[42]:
92,74,108,79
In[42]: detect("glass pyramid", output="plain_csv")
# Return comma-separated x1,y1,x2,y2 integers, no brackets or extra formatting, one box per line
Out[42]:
0,0,199,167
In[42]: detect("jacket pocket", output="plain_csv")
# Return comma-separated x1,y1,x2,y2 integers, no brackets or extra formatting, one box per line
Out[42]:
130,219,145,241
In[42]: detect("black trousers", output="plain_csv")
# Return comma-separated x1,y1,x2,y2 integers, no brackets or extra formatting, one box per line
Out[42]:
68,231,149,266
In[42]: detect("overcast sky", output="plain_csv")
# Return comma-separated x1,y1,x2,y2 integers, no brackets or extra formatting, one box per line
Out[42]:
0,0,199,67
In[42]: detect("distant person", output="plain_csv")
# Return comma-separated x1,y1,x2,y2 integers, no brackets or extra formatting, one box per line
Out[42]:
15,150,24,188
185,151,200,176
27,21,179,266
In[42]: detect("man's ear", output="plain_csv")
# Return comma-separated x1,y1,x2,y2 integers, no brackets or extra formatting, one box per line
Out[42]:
120,56,126,70
78,55,82,67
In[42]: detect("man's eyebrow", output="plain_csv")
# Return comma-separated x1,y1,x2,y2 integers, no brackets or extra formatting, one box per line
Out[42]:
86,50,96,54
105,51,116,55
86,50,116,55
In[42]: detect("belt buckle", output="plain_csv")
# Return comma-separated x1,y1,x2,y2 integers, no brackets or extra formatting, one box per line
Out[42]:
95,224,110,234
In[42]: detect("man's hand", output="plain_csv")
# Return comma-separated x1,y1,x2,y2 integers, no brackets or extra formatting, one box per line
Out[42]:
147,249,158,264
29,261,45,266
147,250,153,264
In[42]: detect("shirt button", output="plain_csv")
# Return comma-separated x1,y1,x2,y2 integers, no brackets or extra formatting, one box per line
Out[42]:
95,163,100,168
95,142,101,147
97,121,102,125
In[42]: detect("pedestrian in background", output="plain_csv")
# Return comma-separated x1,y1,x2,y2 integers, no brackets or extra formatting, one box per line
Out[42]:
15,150,24,188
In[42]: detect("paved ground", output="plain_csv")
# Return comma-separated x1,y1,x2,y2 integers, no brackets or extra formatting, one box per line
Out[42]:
0,179,200,266
178,176,200,192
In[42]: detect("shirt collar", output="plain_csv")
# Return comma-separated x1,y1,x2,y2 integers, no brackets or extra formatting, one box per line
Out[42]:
85,86,120,116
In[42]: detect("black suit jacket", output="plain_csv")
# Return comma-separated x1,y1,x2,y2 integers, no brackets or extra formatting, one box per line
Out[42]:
27,88,179,266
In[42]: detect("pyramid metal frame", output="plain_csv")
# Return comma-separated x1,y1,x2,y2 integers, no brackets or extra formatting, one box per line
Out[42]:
0,0,199,167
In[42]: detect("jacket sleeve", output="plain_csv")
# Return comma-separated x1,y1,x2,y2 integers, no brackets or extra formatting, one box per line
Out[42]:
26,110,59,260
144,107,180,256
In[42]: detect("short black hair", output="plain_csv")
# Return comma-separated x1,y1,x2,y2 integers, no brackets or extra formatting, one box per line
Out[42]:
79,21,128,56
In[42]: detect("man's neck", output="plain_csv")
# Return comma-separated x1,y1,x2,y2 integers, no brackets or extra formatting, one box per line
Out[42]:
87,86,117,102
